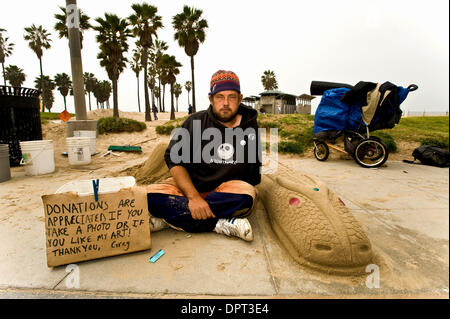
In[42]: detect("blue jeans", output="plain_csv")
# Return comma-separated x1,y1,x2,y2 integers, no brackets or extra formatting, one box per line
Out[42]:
146,179,256,233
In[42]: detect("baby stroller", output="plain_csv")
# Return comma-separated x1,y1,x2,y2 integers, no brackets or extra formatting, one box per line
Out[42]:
310,81,418,168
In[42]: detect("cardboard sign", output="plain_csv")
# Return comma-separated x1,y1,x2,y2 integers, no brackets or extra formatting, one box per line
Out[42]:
41,187,151,267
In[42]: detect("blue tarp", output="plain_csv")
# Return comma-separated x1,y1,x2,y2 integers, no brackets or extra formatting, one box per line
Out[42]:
313,86,411,134
313,88,362,134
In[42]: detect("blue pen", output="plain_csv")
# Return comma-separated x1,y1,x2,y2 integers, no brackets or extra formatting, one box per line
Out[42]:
149,249,165,263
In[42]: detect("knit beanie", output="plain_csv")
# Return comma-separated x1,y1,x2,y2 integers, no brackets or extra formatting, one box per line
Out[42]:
209,70,241,96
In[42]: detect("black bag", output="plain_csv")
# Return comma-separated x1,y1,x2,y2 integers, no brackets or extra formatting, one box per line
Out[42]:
405,145,450,167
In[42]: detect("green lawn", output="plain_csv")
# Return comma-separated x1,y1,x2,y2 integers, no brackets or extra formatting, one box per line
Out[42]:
40,111,75,124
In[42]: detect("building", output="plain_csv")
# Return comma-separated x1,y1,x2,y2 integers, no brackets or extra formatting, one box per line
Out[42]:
245,91,315,115
296,94,315,114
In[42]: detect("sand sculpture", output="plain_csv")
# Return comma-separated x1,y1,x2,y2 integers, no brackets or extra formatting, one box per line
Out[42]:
132,142,373,275
257,174,373,275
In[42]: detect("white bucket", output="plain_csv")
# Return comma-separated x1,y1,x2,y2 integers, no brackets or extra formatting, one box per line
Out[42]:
73,130,96,155
0,144,11,182
66,137,91,166
19,140,55,176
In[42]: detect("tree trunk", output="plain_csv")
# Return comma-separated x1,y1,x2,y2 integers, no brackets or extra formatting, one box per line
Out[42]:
187,90,190,106
176,96,179,112
170,83,175,120
158,78,162,112
2,63,5,86
151,86,155,112
88,92,91,111
143,48,151,121
63,95,67,111
162,84,165,112
39,57,43,78
39,57,45,112
137,75,141,113
190,55,196,113
112,78,119,117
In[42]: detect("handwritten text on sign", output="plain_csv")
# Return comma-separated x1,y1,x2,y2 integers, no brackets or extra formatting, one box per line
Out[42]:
42,187,151,267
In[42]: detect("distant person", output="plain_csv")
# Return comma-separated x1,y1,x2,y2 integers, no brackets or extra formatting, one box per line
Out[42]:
188,104,193,114
152,104,158,120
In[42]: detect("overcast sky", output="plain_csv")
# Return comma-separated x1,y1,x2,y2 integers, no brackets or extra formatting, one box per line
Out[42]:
1,0,449,114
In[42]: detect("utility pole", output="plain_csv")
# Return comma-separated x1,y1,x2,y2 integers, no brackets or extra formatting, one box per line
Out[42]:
66,0,87,120
65,0,97,137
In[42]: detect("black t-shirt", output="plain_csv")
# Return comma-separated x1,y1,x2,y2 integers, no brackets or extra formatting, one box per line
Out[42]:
164,104,262,192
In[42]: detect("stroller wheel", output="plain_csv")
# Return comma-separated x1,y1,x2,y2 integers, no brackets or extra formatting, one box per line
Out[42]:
314,141,329,161
353,138,389,168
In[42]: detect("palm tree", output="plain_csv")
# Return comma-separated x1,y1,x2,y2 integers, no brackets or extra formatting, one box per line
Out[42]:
160,54,182,120
4,65,26,87
24,24,51,112
54,6,92,49
83,72,97,111
94,13,131,117
150,39,168,112
130,45,143,112
173,83,182,112
24,24,52,81
172,5,208,113
35,75,56,112
54,73,72,111
128,3,163,121
0,28,14,86
261,70,278,91
184,80,192,106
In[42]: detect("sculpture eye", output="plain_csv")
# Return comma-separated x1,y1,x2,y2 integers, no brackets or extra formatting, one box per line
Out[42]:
289,197,300,206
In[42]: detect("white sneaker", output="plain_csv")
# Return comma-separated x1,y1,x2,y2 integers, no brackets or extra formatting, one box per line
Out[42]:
214,218,253,242
149,216,168,232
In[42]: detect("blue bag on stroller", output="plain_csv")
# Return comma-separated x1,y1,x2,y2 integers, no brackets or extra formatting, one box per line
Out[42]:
313,81,417,136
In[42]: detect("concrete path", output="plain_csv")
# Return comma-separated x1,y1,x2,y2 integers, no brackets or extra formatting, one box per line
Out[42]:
0,157,448,298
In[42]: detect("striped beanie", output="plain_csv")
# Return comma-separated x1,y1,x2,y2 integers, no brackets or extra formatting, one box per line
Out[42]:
209,70,240,96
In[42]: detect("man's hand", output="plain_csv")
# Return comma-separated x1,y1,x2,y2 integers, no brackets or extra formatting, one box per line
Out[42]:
188,195,216,220
169,166,216,220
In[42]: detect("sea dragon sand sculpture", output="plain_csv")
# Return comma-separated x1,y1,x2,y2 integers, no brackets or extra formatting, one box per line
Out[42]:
257,174,373,275
137,143,373,275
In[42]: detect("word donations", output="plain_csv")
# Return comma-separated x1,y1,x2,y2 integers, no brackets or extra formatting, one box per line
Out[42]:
41,187,151,267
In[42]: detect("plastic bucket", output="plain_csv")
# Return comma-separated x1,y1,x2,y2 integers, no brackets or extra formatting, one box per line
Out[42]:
0,144,11,182
73,130,96,155
19,140,55,176
66,137,91,166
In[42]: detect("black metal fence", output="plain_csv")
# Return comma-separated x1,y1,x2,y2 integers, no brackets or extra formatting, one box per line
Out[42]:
0,86,42,166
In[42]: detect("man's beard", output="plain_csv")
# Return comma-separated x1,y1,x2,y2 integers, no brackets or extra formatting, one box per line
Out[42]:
213,107,239,123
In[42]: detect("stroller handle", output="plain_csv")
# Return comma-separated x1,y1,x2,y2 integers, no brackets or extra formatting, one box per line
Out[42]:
407,84,418,92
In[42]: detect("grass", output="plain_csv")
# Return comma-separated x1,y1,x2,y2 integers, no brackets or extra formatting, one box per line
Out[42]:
40,111,75,124
371,131,398,152
257,114,315,154
97,117,146,134
154,113,449,155
155,116,187,135
384,116,449,148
